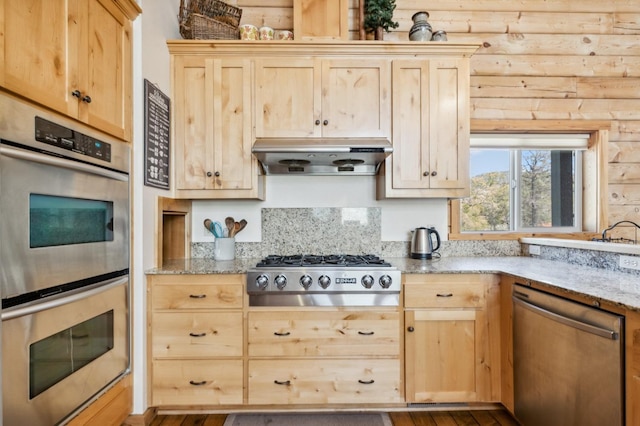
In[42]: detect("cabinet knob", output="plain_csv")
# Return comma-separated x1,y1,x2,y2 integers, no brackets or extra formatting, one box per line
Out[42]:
315,119,321,125
423,171,429,177
431,171,437,176
323,120,328,126
407,326,414,332
81,95,92,104
206,171,212,177
214,171,220,177
71,90,82,99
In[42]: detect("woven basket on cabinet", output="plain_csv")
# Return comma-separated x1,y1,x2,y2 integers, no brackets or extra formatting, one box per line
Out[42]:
178,0,242,40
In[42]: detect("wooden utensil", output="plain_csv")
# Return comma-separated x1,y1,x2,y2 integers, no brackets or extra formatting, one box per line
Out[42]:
225,216,235,237
236,219,247,235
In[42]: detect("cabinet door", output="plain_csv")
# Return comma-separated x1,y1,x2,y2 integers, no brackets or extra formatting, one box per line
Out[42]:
78,0,131,141
173,56,261,198
255,58,321,138
0,0,76,116
173,56,214,191
379,59,469,198
405,309,478,402
321,59,391,138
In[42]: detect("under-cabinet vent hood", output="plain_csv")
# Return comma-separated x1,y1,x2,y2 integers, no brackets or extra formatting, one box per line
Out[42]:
252,138,393,175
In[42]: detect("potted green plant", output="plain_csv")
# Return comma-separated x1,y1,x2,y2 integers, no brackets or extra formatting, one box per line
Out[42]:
363,0,399,40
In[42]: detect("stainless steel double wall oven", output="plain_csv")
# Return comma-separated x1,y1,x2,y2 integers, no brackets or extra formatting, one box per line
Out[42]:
0,96,130,425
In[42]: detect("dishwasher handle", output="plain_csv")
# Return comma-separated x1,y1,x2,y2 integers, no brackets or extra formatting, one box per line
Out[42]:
513,294,619,340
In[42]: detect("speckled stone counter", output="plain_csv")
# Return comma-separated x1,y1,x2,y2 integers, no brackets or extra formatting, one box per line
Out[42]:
147,255,640,312
146,257,260,275
394,256,640,312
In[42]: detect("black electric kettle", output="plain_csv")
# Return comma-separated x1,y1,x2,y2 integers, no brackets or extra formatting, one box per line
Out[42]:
410,227,441,259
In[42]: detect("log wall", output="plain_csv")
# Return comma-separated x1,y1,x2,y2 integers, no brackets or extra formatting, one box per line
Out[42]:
233,0,640,240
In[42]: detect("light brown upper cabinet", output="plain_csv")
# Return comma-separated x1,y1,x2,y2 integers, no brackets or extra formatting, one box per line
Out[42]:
293,0,349,40
254,58,391,139
0,0,139,141
377,58,471,198
171,56,264,199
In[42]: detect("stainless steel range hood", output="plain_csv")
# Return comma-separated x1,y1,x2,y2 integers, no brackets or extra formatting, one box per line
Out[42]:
252,137,392,175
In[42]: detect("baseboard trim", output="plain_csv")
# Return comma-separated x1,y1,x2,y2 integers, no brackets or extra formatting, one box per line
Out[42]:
122,407,158,426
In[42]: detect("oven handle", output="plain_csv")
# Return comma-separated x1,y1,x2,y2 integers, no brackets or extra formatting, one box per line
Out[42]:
1,276,128,321
0,145,128,182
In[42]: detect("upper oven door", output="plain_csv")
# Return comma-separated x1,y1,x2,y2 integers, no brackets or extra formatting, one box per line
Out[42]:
0,144,129,299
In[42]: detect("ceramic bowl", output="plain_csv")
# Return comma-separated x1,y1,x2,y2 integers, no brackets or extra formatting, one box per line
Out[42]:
276,30,294,40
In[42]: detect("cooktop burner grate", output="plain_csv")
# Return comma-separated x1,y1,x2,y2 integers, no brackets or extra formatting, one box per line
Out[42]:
256,254,391,268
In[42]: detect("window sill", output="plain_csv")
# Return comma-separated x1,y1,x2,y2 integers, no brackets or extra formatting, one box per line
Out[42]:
520,237,640,255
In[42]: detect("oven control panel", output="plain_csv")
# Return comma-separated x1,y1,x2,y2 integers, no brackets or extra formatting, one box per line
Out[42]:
35,116,111,162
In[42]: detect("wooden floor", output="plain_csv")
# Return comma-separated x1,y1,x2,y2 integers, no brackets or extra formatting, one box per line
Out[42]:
149,409,520,425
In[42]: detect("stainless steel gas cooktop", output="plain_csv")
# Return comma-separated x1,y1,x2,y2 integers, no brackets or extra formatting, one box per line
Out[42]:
246,254,400,307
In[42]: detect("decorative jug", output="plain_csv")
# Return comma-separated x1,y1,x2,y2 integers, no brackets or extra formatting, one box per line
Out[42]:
409,11,432,41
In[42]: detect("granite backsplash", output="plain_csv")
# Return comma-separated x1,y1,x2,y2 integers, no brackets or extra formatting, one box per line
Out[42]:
192,207,522,259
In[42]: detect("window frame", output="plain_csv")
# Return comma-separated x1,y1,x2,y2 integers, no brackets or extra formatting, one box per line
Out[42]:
448,120,610,241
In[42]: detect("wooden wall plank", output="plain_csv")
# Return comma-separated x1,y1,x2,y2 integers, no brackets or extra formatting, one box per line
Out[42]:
471,76,576,98
610,121,640,141
610,142,640,162
610,164,640,184
471,99,640,120
471,55,640,78
576,77,640,99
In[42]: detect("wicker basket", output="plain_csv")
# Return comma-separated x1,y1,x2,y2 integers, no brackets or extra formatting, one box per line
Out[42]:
179,0,242,40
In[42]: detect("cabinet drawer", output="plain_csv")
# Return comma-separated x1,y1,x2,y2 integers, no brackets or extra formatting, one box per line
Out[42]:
248,311,399,357
152,359,243,406
152,312,242,358
152,284,243,310
248,359,401,405
405,282,485,308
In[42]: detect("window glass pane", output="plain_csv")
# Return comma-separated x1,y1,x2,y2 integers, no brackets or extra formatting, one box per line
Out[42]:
461,149,510,231
29,310,114,399
30,194,114,248
518,150,575,229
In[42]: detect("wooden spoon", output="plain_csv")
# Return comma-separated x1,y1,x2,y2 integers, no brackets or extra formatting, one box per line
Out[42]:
235,219,247,235
225,217,235,237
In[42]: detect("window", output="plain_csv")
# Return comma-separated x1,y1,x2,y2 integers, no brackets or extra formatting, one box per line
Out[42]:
459,134,591,234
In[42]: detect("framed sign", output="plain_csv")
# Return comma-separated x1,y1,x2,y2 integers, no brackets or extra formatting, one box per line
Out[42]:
144,79,170,189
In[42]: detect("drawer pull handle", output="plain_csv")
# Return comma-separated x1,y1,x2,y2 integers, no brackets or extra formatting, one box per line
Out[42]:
358,331,374,335
358,379,375,385
274,380,291,386
407,326,415,332
189,380,207,386
436,293,453,297
189,332,206,337
189,294,207,299
274,331,291,336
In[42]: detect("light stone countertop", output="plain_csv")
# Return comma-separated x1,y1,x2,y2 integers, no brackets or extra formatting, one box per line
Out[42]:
147,256,640,312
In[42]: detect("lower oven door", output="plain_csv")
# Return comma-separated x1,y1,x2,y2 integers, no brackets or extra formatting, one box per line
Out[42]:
2,276,129,426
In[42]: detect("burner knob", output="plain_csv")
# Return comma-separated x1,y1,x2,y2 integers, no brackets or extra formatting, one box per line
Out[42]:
379,275,393,289
361,275,374,289
274,274,287,290
300,274,313,290
318,275,331,289
255,274,269,290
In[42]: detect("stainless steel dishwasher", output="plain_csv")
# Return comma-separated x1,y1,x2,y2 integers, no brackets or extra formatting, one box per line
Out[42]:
512,284,624,426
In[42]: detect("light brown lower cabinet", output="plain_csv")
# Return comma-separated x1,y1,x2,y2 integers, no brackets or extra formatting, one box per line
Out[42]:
247,308,402,405
403,274,501,403
147,274,244,407
248,359,401,405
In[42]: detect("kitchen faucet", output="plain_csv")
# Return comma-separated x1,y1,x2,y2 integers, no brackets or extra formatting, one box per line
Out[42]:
597,220,640,244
